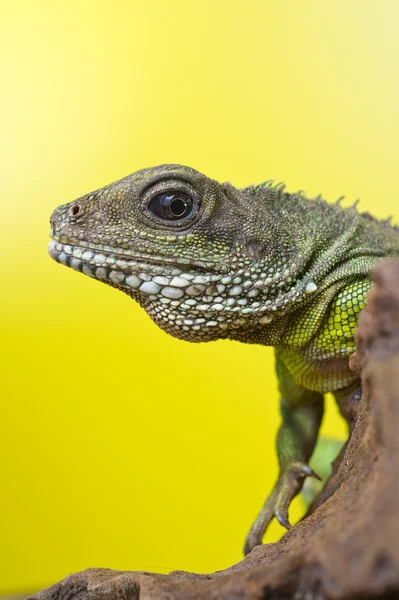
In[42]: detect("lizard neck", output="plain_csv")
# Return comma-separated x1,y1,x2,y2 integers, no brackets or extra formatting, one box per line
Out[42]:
221,189,370,347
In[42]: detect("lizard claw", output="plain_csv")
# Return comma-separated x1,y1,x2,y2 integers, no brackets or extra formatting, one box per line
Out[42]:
299,464,322,481
244,461,318,555
275,510,292,529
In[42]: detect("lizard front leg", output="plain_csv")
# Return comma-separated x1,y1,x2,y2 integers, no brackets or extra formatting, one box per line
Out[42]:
244,356,324,555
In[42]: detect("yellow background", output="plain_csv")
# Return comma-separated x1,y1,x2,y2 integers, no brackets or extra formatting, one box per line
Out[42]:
1,0,398,594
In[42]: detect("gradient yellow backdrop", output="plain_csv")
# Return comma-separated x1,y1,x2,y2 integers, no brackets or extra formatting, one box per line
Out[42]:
1,0,398,594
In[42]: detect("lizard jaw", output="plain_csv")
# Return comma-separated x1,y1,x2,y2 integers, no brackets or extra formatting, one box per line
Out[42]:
48,237,220,290
48,238,278,342
48,237,231,307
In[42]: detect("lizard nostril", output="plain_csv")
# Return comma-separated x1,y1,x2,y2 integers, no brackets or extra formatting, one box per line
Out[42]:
69,204,81,217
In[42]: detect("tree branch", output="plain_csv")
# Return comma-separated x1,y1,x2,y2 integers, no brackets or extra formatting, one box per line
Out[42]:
30,260,399,600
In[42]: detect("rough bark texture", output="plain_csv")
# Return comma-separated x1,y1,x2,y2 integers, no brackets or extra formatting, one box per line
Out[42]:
30,260,399,600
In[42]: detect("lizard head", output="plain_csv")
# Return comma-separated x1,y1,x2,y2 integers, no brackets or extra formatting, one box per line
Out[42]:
49,164,299,342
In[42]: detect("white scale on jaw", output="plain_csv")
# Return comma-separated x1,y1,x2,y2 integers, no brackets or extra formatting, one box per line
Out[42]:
48,237,318,327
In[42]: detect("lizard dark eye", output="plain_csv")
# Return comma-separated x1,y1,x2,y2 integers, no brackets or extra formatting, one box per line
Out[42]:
147,192,194,221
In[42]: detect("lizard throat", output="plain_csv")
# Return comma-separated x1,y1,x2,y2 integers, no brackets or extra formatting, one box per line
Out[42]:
47,233,324,330
47,237,285,341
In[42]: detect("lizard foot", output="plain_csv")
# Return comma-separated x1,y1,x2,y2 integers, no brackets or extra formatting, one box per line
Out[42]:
243,462,321,555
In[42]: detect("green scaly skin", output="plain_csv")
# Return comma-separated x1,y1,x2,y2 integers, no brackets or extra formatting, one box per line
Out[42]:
48,164,399,554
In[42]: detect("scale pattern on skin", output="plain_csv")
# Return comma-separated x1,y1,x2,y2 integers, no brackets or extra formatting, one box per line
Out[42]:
48,164,399,392
48,164,399,553
47,236,287,340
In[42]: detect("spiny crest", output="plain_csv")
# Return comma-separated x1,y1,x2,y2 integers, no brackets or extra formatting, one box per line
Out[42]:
244,178,399,235
333,195,399,231
250,179,287,192
331,194,398,232
335,197,361,209
360,210,399,232
334,196,399,232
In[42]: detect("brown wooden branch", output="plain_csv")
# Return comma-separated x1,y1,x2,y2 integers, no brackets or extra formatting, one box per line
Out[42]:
29,260,399,600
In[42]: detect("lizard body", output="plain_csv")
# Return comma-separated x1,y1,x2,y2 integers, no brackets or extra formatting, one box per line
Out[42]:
48,165,399,553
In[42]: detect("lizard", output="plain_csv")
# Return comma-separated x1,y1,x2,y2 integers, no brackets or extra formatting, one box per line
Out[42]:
48,164,399,555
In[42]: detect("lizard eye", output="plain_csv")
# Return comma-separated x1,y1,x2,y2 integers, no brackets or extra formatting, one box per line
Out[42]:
147,191,194,221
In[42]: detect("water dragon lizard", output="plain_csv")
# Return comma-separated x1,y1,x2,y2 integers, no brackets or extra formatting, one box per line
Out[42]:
48,164,399,554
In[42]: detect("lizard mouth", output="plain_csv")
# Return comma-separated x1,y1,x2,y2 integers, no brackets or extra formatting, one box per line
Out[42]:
48,236,224,299
47,233,311,323
47,235,282,335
